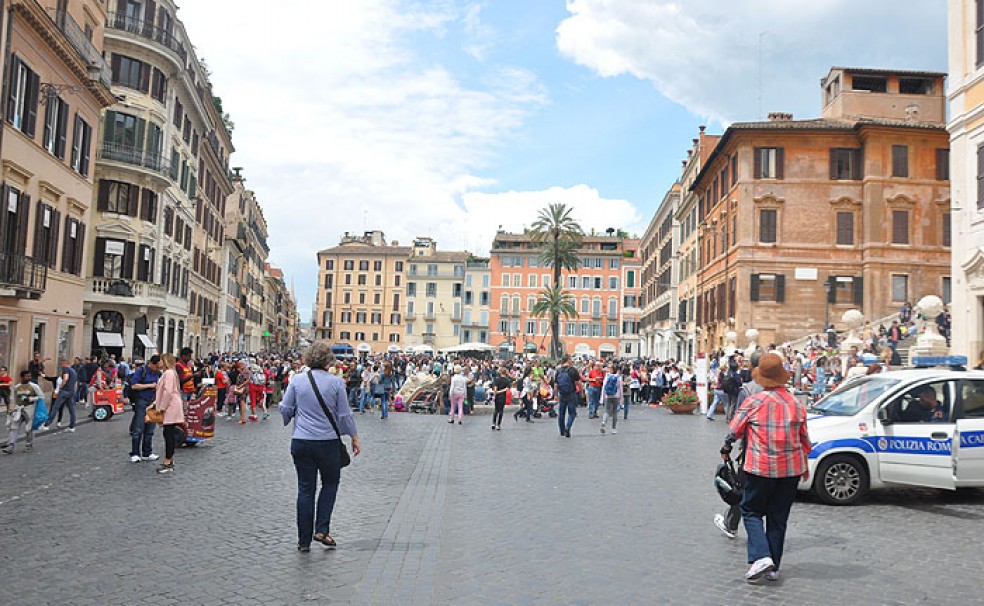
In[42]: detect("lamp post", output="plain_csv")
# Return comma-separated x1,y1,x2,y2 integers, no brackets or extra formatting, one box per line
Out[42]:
823,279,831,332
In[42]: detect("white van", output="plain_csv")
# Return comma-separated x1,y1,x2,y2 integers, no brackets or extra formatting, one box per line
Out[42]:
802,363,984,505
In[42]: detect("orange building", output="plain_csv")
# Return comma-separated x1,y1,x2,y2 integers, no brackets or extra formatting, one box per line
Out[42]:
693,67,950,350
489,232,640,358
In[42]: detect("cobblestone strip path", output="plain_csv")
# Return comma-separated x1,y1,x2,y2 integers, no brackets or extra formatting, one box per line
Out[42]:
351,420,451,603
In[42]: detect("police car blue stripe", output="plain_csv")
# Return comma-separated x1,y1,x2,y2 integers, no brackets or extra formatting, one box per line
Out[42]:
959,431,984,449
808,438,876,459
810,436,958,458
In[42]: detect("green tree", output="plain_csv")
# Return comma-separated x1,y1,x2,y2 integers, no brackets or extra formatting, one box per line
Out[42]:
530,203,583,358
531,284,578,356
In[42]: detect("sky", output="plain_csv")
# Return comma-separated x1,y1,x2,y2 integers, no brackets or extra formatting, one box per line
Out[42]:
179,0,947,320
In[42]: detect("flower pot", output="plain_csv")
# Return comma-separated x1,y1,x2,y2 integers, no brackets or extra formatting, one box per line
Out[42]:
665,402,699,415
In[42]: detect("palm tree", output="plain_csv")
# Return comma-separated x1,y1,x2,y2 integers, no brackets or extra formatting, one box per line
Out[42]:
530,203,583,358
531,284,578,356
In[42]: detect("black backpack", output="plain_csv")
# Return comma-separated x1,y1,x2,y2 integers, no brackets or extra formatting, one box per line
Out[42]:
722,371,742,397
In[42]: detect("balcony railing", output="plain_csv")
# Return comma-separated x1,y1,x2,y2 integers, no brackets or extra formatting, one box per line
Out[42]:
90,278,168,302
0,252,47,298
48,9,112,88
106,12,188,64
99,142,170,175
405,310,416,319
424,311,436,320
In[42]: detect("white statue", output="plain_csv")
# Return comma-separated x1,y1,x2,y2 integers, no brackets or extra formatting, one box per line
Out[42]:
744,328,759,356
909,295,948,360
724,331,738,356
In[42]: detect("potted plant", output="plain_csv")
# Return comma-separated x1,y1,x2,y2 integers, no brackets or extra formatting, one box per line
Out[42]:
662,388,699,415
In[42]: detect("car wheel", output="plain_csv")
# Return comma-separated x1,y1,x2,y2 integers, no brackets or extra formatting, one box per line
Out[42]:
93,405,111,422
814,454,868,505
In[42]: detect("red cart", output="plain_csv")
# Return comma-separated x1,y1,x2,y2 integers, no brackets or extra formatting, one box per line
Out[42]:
177,384,217,446
92,388,125,421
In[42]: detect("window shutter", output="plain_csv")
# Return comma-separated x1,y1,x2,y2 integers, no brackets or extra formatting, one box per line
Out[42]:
61,216,71,273
127,183,139,216
753,148,762,178
123,241,136,279
48,208,60,268
32,201,44,259
750,274,760,302
0,185,7,239
43,98,55,149
6,55,20,122
110,54,122,83
145,0,157,28
74,222,85,275
137,245,148,281
775,148,785,179
56,100,68,159
853,276,864,307
978,145,984,210
25,69,39,138
97,180,110,212
80,121,91,176
149,246,156,281
854,148,864,180
829,149,838,179
140,62,151,93
776,274,785,303
92,237,106,277
827,276,836,303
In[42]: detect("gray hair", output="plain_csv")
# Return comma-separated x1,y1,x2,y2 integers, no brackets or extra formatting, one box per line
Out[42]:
304,340,335,370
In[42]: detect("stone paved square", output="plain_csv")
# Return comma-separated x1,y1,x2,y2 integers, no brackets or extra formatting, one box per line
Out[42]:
2,404,983,605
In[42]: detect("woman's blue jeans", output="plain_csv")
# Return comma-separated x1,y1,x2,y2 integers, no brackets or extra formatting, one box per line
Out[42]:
740,473,799,569
379,392,390,418
291,438,341,547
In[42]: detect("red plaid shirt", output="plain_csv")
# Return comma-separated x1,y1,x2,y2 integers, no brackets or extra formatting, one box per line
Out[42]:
729,387,811,478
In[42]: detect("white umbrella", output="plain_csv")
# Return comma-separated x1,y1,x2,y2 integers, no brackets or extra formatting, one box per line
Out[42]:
441,342,497,353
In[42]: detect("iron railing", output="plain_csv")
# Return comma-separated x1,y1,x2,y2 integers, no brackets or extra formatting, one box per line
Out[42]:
105,12,188,64
0,252,47,295
49,9,112,88
99,142,170,174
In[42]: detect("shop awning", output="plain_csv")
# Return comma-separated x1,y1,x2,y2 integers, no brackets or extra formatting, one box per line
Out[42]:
95,332,125,348
137,334,157,349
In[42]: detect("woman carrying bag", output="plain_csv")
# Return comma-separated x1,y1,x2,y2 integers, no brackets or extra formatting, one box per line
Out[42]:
280,341,360,552
153,353,184,474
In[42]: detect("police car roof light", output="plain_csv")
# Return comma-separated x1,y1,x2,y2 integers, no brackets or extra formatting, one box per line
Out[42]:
910,355,968,370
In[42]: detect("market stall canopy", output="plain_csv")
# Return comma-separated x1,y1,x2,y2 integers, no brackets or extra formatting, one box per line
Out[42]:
137,334,157,349
408,344,435,353
357,343,372,353
441,342,497,353
386,345,402,353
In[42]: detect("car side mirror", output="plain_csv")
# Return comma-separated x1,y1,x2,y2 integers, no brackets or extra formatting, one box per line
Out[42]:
877,407,893,426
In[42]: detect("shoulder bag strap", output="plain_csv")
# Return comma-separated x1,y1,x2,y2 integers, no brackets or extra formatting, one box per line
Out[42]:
307,370,343,438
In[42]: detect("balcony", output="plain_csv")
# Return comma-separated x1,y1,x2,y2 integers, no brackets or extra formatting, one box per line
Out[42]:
99,143,170,177
105,12,188,65
0,253,47,299
89,278,168,308
48,9,112,88
405,310,415,319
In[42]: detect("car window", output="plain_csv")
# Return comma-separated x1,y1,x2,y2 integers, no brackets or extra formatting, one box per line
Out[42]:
957,380,984,419
887,380,953,424
811,376,899,416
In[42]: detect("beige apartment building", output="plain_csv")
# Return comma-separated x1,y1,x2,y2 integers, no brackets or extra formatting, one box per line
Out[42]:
263,264,297,351
239,187,268,352
461,257,491,345
315,230,409,355
948,0,984,358
0,1,115,375
83,0,232,359
404,237,469,351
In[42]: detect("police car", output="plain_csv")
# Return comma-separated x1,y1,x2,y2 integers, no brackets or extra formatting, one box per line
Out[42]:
802,356,984,505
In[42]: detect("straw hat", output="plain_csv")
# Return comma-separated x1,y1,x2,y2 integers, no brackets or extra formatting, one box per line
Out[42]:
752,353,791,389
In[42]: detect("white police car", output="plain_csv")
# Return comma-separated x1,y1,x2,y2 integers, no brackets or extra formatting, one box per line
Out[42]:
802,357,984,505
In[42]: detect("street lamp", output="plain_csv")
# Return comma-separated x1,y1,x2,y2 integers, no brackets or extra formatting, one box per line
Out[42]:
823,279,831,332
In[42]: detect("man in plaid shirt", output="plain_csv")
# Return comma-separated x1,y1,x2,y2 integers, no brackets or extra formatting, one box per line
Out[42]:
723,352,811,583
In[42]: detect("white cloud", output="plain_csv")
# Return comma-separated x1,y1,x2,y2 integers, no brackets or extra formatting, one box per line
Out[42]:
556,0,946,125
179,0,550,317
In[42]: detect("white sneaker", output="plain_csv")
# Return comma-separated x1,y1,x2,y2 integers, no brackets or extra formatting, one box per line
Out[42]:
745,557,775,582
56,422,63,428
65,427,76,433
141,454,160,461
714,513,736,539
600,425,605,434
130,455,141,463
612,428,617,434
765,570,780,582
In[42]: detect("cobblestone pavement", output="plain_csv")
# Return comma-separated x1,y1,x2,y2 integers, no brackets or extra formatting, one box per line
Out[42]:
2,403,984,605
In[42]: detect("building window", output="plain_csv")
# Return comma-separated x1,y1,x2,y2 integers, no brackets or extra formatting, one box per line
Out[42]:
375,274,382,286
829,148,862,180
344,260,354,270
374,260,382,271
42,96,69,159
98,180,137,215
426,282,437,297
936,148,950,181
568,276,577,289
978,0,984,67
32,203,59,267
750,274,785,303
978,144,984,210
111,54,148,92
891,275,908,303
7,56,40,136
60,217,85,275
528,274,537,288
753,147,783,179
608,277,618,290
891,145,908,178
942,212,951,247
626,270,635,288
395,261,404,272
830,276,857,304
357,274,366,285
358,260,369,271
892,211,909,244
70,114,92,176
836,211,854,245
759,209,777,243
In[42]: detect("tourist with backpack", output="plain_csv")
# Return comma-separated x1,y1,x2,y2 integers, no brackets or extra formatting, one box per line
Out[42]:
721,360,743,421
553,355,582,438
600,363,622,434
248,363,269,421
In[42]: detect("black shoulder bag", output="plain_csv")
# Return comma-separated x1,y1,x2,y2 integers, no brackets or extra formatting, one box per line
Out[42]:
306,371,352,468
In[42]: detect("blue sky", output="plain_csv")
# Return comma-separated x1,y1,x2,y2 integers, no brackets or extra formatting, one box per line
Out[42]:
180,0,947,320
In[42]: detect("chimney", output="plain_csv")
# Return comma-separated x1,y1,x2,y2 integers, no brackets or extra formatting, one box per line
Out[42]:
767,112,793,122
699,125,706,133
